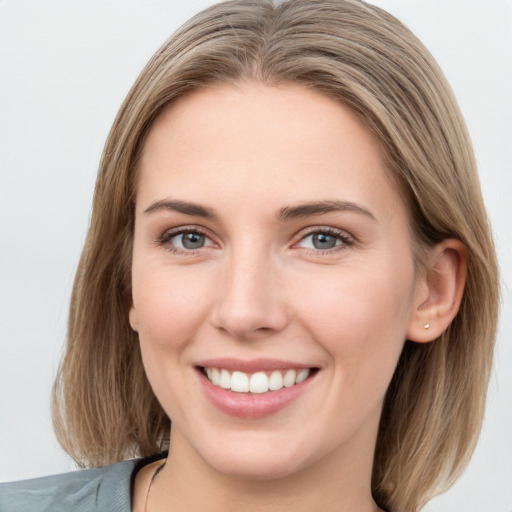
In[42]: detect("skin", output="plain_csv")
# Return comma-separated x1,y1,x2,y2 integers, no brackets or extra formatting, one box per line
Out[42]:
129,83,466,512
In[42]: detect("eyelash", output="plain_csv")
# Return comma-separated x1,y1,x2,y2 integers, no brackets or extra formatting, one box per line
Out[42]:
157,226,354,256
157,226,214,255
294,227,354,255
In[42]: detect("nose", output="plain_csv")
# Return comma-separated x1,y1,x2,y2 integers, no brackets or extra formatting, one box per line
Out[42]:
210,249,289,340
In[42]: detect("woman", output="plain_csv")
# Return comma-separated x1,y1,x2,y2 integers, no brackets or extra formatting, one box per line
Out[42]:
0,1,500,511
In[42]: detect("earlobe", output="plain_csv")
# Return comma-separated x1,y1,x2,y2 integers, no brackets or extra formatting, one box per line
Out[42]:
407,239,467,343
129,302,139,332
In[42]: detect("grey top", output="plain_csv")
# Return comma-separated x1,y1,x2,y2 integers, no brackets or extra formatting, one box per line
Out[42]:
0,455,160,512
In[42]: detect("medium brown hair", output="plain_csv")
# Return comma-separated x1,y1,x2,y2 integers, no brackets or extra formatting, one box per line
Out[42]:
52,1,499,510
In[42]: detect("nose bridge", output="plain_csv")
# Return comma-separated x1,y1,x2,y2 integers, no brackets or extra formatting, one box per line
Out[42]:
212,243,287,338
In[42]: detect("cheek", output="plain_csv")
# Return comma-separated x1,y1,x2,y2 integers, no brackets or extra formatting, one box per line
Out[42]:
131,264,216,419
296,264,414,378
132,262,213,351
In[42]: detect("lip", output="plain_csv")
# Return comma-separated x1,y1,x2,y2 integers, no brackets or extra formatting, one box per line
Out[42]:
196,359,318,419
196,357,313,373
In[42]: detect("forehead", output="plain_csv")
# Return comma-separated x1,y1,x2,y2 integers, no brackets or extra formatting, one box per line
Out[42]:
137,82,405,221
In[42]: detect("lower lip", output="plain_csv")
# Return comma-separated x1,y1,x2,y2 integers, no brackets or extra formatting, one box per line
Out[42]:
198,369,316,419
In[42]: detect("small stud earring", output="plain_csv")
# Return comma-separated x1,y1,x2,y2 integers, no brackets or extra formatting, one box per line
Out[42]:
424,322,430,329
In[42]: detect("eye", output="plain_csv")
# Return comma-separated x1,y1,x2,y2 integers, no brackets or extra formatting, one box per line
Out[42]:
172,232,207,250
159,227,216,253
295,228,353,252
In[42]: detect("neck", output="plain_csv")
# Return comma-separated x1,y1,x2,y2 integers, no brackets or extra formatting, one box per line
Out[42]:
144,428,381,512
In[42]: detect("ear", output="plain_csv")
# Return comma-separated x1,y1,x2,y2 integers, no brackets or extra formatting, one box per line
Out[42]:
129,300,139,332
407,239,467,343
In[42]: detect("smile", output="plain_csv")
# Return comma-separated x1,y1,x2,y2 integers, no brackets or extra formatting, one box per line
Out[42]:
196,359,319,418
203,367,311,394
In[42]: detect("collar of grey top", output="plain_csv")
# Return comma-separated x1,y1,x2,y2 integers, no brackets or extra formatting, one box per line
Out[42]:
0,452,392,512
0,452,168,512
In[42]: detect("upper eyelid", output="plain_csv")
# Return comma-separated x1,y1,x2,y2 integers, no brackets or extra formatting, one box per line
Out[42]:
158,225,215,245
161,225,210,237
296,225,354,240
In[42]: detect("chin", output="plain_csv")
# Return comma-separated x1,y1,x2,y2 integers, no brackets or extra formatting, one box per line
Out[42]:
211,455,306,481
196,433,320,481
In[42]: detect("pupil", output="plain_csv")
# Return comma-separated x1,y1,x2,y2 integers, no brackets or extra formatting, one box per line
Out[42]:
313,233,337,249
182,233,204,249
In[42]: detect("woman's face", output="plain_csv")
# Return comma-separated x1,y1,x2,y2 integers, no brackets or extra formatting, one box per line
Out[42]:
129,83,427,479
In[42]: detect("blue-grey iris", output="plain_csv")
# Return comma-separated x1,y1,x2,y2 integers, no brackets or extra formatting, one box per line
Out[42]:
182,232,205,249
312,233,337,249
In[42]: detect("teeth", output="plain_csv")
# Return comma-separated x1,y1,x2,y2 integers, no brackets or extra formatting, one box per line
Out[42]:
296,369,309,383
231,371,249,392
249,372,269,394
219,369,231,389
283,369,296,388
204,367,311,394
268,370,283,391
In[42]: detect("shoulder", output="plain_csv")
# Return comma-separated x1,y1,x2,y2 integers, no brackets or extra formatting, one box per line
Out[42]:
0,459,138,512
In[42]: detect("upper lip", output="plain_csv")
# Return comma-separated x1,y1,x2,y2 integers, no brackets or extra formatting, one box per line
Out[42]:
196,358,316,373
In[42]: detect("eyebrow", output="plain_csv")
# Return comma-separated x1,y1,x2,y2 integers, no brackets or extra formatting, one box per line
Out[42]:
143,199,216,218
278,200,377,222
143,198,376,222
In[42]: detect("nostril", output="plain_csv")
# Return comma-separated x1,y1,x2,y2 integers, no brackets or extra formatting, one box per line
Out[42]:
209,273,288,338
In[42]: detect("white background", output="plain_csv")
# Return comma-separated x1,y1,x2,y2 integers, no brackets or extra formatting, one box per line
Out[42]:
0,1,511,510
